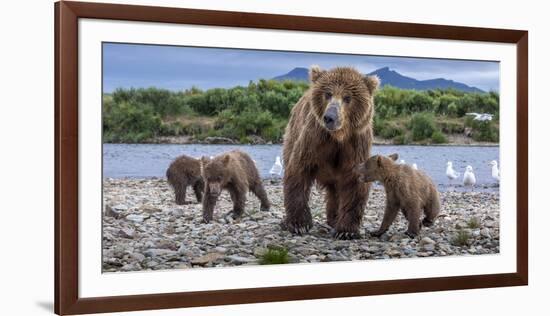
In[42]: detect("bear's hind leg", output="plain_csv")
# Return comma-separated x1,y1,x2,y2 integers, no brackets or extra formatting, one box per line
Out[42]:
193,179,204,204
405,209,421,238
174,182,188,205
227,184,247,220
325,184,338,228
283,172,313,235
251,180,270,212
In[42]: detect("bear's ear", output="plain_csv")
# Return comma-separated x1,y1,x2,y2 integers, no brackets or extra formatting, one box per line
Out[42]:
309,65,325,83
377,155,383,168
222,155,231,166
363,75,380,94
388,153,399,161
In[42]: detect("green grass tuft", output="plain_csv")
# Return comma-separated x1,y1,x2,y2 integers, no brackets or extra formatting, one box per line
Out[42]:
467,217,481,229
451,229,471,247
259,246,289,265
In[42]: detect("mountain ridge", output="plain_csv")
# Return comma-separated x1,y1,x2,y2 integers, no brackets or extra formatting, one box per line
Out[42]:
272,66,485,93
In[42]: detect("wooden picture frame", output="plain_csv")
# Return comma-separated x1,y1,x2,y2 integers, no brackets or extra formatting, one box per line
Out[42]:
55,1,528,314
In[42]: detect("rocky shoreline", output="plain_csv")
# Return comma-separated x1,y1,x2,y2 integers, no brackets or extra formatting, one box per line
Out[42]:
102,178,500,272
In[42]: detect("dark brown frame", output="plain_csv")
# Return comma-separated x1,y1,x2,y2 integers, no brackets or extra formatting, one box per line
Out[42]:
55,1,528,314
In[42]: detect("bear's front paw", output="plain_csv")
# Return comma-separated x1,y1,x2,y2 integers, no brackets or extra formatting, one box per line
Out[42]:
260,205,270,212
281,219,312,235
201,217,211,224
331,229,361,240
369,230,386,238
404,231,418,239
226,210,243,220
422,218,434,227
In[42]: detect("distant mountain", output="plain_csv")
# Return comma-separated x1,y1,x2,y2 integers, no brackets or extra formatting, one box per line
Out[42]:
272,66,484,93
272,67,310,82
367,67,484,93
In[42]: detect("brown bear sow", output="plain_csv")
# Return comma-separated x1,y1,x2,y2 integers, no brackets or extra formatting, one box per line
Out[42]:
166,154,204,205
355,154,440,238
282,66,379,239
201,150,270,223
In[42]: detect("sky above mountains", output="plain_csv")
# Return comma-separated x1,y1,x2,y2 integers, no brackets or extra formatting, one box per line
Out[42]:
103,42,500,93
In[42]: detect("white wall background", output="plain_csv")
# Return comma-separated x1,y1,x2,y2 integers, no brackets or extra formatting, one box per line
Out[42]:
0,0,547,315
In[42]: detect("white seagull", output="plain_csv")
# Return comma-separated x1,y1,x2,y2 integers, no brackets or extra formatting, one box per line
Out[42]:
489,160,500,181
412,163,418,170
446,161,460,184
466,112,493,121
269,156,283,178
463,165,476,190
399,159,406,165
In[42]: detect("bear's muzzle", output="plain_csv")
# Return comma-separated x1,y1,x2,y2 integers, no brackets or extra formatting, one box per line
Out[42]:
323,104,341,131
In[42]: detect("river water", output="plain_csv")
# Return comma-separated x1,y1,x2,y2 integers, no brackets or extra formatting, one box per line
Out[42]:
103,144,500,191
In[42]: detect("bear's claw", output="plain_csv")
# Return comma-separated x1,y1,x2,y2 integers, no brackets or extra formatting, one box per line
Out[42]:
331,229,361,240
281,220,311,235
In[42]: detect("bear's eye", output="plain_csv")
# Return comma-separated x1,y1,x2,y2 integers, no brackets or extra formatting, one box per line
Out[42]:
343,96,352,104
324,92,332,100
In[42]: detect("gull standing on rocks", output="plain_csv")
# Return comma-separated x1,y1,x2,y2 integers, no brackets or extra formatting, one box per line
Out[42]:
489,160,500,182
269,156,283,178
463,165,476,190
412,163,418,170
446,161,460,184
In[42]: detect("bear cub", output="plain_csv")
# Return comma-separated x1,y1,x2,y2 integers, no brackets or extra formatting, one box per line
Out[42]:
355,154,440,238
166,154,204,205
201,150,270,223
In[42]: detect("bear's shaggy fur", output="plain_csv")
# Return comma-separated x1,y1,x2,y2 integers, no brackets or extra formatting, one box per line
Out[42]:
201,150,270,223
282,66,380,239
355,154,440,238
166,154,204,205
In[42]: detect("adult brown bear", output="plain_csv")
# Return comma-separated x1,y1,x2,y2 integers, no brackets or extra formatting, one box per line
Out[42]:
282,66,379,239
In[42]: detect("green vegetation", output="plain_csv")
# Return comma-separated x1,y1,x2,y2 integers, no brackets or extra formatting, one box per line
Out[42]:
451,229,471,247
467,217,481,229
103,82,499,144
258,246,290,265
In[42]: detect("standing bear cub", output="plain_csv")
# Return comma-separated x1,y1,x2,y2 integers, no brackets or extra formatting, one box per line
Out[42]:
282,65,379,239
166,154,204,205
201,150,270,223
355,154,440,238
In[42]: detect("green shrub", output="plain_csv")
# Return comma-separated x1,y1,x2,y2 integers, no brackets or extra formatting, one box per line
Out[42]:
103,100,162,143
380,123,404,139
259,246,289,265
467,217,481,229
451,230,471,247
431,130,448,144
437,120,464,134
393,134,411,145
472,121,499,142
373,118,387,136
410,113,437,141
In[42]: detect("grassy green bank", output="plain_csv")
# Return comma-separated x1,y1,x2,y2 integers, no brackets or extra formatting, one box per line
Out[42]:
103,80,499,145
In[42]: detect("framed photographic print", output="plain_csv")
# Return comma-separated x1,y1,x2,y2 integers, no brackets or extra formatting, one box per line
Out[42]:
55,1,528,315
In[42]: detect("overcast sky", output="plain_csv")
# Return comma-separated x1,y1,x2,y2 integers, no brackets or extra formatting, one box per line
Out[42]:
103,43,500,93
